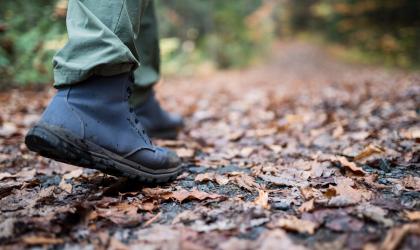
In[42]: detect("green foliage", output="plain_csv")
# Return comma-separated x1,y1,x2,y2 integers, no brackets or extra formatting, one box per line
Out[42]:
284,0,420,68
0,0,66,86
156,0,275,74
1,0,274,85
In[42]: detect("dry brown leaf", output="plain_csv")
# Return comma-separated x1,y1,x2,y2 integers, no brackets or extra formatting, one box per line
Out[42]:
0,122,18,138
0,172,13,181
0,168,36,181
336,156,366,175
402,175,420,191
260,174,295,187
62,169,83,179
327,178,371,207
240,147,254,157
143,212,162,227
267,144,282,154
108,237,130,250
253,190,270,209
96,202,142,226
219,237,253,250
229,172,260,191
215,174,230,185
170,189,222,202
22,236,64,245
299,199,315,213
380,223,420,250
400,127,420,140
175,148,195,158
228,131,244,141
270,215,318,235
59,179,72,193
356,203,393,227
138,199,159,212
299,187,322,200
195,172,229,185
256,229,308,250
59,169,84,193
405,211,420,221
142,187,222,203
142,187,172,196
354,144,385,161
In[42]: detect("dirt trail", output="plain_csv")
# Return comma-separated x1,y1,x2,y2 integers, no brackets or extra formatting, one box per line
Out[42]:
0,41,419,249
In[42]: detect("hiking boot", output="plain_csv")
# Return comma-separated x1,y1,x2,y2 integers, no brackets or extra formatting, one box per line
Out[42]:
134,90,184,140
25,73,182,183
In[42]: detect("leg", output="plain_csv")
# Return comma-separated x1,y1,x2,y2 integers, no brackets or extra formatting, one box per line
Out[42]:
131,1,184,139
25,0,182,183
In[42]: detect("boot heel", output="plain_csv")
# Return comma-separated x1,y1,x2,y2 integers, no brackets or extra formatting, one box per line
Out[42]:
25,125,93,167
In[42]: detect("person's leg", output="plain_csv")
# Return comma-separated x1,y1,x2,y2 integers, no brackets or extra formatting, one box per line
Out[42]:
53,0,142,86
25,0,181,183
132,0,160,97
131,0,184,139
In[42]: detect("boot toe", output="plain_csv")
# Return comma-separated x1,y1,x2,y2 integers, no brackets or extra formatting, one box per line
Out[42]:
169,113,184,129
127,147,181,171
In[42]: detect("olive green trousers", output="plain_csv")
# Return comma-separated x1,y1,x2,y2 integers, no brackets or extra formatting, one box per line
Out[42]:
53,0,160,101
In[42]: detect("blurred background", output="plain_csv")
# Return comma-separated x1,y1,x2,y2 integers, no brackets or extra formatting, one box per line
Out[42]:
0,0,419,87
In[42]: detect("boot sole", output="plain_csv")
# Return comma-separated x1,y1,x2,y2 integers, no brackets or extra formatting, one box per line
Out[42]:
149,129,179,140
25,123,181,184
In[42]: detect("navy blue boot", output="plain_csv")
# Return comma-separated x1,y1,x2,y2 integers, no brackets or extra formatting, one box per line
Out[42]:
134,90,184,140
25,73,182,183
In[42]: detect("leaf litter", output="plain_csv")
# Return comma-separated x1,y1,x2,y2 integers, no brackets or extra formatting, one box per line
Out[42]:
0,42,419,249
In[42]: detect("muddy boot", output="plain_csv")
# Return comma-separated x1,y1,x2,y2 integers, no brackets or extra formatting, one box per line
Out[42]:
25,73,182,183
134,90,184,140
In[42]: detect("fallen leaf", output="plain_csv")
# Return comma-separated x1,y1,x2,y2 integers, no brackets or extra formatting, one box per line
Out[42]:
356,203,393,227
142,187,222,203
402,175,420,191
0,172,13,181
195,172,229,185
299,199,315,213
96,202,143,226
327,178,371,207
240,147,254,157
59,169,84,193
335,156,366,175
175,148,195,158
354,144,385,161
229,172,260,191
400,127,420,140
269,215,318,234
260,174,295,187
256,229,308,250
22,236,64,245
228,131,244,141
170,189,222,202
62,169,84,179
0,122,18,138
325,215,364,232
108,237,129,250
143,212,162,227
267,144,282,154
253,190,270,209
405,211,420,221
138,199,159,212
380,223,420,250
0,217,16,239
219,237,253,250
0,168,36,181
59,179,73,193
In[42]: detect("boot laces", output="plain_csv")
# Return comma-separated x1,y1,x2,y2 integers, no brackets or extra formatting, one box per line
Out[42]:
126,85,153,145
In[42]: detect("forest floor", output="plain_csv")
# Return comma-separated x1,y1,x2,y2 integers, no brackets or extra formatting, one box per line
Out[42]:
0,41,419,250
